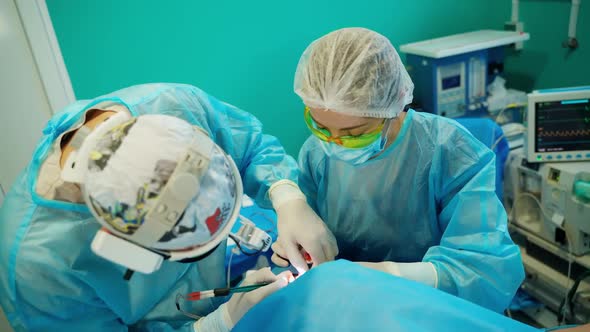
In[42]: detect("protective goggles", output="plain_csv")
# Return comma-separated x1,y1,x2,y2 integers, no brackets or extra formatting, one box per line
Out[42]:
304,106,385,148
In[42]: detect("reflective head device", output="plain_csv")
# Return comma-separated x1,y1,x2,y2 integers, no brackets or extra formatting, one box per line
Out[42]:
63,113,245,273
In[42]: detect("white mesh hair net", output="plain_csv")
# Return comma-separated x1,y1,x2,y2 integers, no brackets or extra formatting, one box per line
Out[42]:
294,27,414,118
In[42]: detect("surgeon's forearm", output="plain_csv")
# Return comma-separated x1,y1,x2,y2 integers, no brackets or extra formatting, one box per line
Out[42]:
139,303,231,332
193,303,231,332
268,180,306,210
396,262,438,287
132,319,200,332
357,261,438,288
242,136,299,210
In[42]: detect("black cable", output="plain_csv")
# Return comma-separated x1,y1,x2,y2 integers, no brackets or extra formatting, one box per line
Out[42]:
123,269,134,281
175,293,201,320
557,270,590,324
567,270,590,322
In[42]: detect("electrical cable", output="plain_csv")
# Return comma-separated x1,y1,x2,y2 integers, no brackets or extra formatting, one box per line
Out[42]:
510,192,576,325
508,192,553,225
558,270,590,324
494,103,526,125
176,230,265,320
175,293,202,320
228,233,264,257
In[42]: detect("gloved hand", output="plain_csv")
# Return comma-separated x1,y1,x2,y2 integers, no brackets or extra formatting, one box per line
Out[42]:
268,180,338,274
195,268,292,332
225,268,292,329
356,261,439,288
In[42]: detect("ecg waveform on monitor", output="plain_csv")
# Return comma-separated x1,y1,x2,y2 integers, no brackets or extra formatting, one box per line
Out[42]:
535,99,590,152
537,129,590,138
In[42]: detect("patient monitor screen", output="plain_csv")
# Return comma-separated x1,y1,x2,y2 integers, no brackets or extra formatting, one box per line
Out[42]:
535,98,590,153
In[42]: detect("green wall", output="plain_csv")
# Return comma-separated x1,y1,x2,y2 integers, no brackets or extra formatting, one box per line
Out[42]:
503,1,590,91
47,0,587,157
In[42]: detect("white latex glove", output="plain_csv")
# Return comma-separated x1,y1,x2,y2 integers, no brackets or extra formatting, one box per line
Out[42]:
226,268,291,329
356,261,439,288
194,268,291,332
268,180,338,273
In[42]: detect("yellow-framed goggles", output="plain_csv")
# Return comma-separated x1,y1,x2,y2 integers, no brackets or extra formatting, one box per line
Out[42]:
304,106,384,148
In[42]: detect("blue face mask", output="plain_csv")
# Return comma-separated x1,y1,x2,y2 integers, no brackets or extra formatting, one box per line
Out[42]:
319,120,392,165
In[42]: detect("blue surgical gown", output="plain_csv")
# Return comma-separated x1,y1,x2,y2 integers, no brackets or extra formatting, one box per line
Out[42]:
298,109,524,312
0,83,298,331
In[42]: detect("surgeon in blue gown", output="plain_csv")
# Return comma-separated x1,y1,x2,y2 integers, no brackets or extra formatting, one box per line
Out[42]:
0,83,322,331
271,27,525,312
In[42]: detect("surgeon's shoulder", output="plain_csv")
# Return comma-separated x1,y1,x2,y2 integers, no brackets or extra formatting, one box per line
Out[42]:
298,137,327,171
8,210,99,289
112,83,203,95
118,83,257,128
411,111,481,147
1,191,93,308
411,111,493,170
101,83,210,106
2,216,101,330
0,171,36,250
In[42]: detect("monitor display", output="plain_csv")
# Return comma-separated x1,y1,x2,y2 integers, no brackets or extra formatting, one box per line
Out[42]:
442,75,461,90
535,98,590,153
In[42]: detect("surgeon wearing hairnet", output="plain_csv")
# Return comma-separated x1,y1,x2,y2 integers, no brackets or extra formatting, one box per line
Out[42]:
271,28,525,312
0,83,302,331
